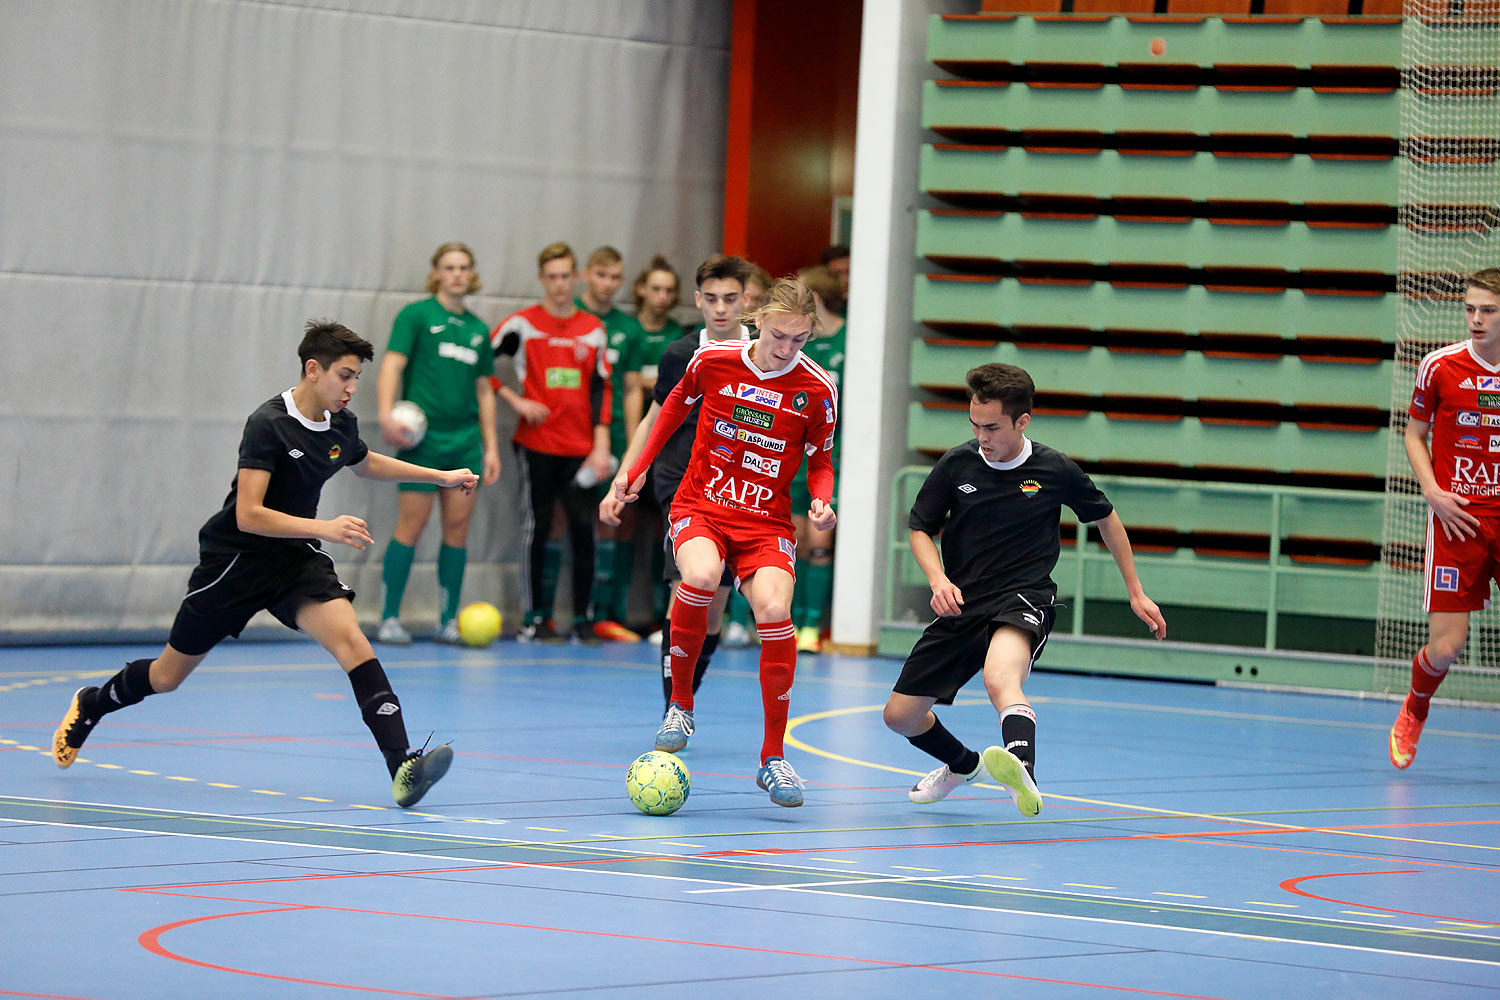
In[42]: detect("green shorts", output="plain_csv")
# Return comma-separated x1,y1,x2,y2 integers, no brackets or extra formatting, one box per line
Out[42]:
397,424,483,493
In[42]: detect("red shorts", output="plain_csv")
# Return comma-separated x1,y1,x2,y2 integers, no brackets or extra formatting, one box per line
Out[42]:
1424,508,1500,612
667,509,797,589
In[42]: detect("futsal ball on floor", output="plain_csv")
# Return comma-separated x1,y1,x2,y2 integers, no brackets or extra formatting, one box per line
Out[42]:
390,399,428,447
457,602,502,647
626,751,690,816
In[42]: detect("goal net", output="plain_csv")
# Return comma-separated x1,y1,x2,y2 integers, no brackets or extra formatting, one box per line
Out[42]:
1377,1,1500,701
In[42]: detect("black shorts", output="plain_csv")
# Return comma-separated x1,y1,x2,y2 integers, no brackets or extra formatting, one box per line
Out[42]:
892,592,1056,705
168,544,355,656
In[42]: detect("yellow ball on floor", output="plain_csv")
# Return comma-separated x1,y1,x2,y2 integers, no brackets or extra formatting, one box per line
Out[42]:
457,602,502,647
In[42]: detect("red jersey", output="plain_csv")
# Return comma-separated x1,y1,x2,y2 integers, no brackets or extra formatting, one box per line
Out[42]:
629,340,838,529
1411,339,1500,513
491,304,611,457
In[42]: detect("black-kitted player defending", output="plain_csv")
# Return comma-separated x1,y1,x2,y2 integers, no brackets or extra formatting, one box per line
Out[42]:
883,363,1166,816
52,320,477,808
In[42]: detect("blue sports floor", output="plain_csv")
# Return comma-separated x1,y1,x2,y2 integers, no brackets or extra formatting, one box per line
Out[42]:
2,638,1498,999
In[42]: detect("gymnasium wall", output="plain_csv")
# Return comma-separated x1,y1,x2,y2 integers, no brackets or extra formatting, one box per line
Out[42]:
0,1,733,640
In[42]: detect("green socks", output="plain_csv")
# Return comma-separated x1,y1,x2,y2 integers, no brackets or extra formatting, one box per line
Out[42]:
381,539,416,619
437,544,466,625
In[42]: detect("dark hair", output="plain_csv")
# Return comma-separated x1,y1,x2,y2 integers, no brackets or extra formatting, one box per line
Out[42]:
695,253,753,290
633,254,681,312
299,319,374,373
796,264,846,317
820,243,850,267
965,363,1034,419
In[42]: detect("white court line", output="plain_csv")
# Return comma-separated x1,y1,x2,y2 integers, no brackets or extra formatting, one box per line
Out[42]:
688,874,977,894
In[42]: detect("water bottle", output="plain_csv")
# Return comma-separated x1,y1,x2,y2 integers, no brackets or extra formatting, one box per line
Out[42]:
575,455,620,489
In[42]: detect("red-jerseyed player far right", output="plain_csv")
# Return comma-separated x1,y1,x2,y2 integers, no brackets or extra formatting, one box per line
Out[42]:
611,276,838,807
1394,268,1500,768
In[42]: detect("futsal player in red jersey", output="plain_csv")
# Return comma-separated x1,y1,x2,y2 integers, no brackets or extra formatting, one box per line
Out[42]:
1392,268,1500,768
611,277,838,806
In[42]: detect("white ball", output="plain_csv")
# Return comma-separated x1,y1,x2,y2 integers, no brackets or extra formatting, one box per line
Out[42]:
390,400,427,448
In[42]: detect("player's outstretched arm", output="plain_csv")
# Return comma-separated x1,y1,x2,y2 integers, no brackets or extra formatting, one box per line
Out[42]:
353,452,478,494
234,468,374,549
910,529,963,617
1094,511,1167,639
1405,415,1478,540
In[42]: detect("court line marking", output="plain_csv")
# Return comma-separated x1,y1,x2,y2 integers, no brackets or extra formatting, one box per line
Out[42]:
8,796,1497,968
784,702,1500,852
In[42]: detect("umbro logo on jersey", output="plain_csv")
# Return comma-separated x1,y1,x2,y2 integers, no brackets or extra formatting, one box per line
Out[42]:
1021,613,1040,626
958,483,977,494
375,702,400,716
288,449,304,459
1460,377,1476,389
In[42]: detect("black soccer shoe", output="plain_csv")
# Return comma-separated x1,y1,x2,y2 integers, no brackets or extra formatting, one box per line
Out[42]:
392,743,453,808
53,687,101,769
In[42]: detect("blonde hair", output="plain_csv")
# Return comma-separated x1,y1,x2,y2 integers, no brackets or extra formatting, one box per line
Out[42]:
632,254,680,312
425,241,481,295
744,276,820,334
537,241,575,272
1469,268,1500,296
587,245,624,270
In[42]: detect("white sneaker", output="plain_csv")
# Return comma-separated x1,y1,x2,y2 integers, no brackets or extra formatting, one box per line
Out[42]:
435,619,461,644
982,745,1042,817
654,702,695,752
908,760,984,804
722,621,751,647
377,617,412,645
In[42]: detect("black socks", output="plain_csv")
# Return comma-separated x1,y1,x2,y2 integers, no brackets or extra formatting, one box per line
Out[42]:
1000,703,1038,779
907,714,979,776
347,658,410,777
84,659,156,718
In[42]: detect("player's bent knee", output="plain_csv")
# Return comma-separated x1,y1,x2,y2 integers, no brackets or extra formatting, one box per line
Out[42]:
883,700,921,735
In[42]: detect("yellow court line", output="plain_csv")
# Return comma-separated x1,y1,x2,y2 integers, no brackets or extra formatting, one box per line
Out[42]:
784,703,1500,852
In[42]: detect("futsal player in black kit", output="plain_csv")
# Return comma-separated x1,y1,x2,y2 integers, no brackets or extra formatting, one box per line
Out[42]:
52,320,477,808
883,363,1167,816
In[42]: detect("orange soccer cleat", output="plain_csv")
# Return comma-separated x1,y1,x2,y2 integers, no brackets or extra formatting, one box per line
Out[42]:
1388,707,1425,770
592,619,641,642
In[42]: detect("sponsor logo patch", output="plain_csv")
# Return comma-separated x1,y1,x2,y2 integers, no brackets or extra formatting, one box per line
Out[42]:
719,385,735,396
713,418,737,439
742,451,782,477
1458,410,1482,426
1485,414,1500,427
1461,377,1476,389
328,445,342,461
823,398,834,422
1458,435,1483,449
738,383,782,408
545,367,582,389
736,428,785,452
1479,392,1500,408
438,341,479,366
710,444,734,463
732,403,775,429
1020,479,1041,497
1435,565,1460,592
1479,377,1500,391
1489,435,1500,452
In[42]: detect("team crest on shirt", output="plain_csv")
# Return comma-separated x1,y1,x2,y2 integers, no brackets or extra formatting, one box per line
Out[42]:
329,445,342,461
1435,566,1459,591
1020,480,1041,497
792,391,808,412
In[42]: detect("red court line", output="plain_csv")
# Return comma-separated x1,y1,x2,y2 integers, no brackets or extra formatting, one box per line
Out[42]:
1281,871,1499,924
136,895,1239,1000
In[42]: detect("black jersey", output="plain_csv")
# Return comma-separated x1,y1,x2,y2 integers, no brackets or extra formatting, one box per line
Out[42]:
198,391,370,556
908,438,1112,604
650,325,751,507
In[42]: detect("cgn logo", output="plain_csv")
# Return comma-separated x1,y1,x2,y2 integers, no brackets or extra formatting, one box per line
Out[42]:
1458,410,1481,427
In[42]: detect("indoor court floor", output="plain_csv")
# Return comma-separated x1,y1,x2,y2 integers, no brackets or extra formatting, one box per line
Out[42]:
1,637,1498,999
